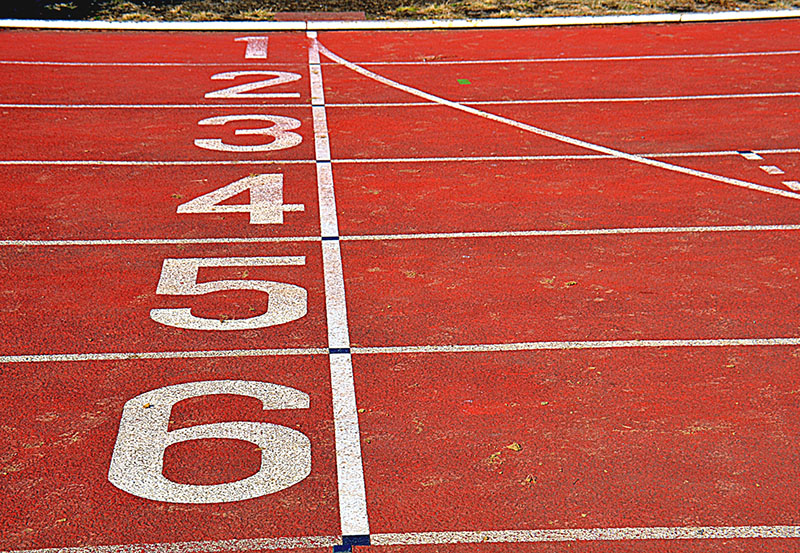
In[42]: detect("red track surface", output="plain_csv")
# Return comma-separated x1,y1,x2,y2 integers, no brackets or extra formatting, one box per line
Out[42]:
2,18,800,553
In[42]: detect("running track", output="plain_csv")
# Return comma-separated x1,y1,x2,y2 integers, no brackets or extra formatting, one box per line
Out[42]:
2,17,800,553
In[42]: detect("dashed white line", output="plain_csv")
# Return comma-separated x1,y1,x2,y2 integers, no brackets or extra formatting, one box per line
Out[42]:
760,165,786,175
784,181,800,191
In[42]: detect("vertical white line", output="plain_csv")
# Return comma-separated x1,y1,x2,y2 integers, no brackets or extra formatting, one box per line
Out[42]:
309,31,371,540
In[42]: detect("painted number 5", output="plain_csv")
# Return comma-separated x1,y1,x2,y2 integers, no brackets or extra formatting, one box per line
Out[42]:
108,380,311,503
149,256,307,331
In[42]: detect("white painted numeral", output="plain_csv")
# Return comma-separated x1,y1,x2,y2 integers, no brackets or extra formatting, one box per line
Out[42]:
177,174,304,224
108,380,311,503
235,36,269,59
206,71,301,99
195,115,302,153
149,256,307,331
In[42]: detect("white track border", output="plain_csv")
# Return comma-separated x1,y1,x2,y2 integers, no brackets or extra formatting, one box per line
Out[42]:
0,9,799,31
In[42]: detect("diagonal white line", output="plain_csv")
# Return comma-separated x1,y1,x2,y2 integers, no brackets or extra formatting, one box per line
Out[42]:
317,43,800,202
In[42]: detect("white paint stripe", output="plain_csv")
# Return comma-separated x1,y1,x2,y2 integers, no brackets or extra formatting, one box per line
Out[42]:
342,224,800,242
4,223,800,248
4,91,798,111
0,160,314,166
353,337,800,355
316,163,339,237
318,43,800,202
0,348,327,364
322,241,351,350
309,67,325,105
784,181,800,191
4,525,800,553
0,149,793,168
0,19,306,30
371,526,800,545
0,61,299,67
0,237,318,247
309,31,370,539
1,536,339,553
760,165,786,175
312,106,331,161
2,10,799,31
329,91,800,107
1,148,797,166
329,353,370,536
0,103,306,109
352,49,800,66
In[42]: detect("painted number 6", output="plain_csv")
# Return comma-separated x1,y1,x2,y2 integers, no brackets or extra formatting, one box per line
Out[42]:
108,380,311,503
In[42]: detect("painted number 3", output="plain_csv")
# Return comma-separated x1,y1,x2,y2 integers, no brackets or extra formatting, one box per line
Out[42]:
108,380,311,503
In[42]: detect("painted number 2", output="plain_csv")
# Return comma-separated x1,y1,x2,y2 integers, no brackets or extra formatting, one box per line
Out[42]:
108,380,311,503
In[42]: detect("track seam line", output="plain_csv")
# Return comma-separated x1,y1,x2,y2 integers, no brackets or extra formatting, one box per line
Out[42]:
308,31,371,548
317,43,800,202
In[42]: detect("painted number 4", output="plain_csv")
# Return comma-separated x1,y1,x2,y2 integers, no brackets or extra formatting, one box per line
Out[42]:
177,173,304,225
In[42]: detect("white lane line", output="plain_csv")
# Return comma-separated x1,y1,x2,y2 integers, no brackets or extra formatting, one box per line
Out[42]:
236,36,269,59
0,536,339,553
352,49,800,66
372,526,800,545
328,91,800,107
3,524,799,553
309,30,370,540
761,165,786,175
0,61,302,67
784,181,800,191
318,43,800,203
4,91,799,110
342,224,800,242
0,160,314,166
353,337,800,355
0,348,327,364
4,337,800,364
0,237,319,246
1,149,797,166
0,103,307,109
4,224,800,248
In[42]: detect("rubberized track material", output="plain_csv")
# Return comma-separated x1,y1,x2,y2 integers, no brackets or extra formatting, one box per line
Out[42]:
2,17,800,553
